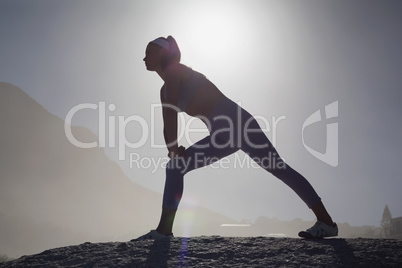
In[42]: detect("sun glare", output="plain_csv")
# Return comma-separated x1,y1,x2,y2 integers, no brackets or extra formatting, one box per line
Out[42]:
175,1,254,69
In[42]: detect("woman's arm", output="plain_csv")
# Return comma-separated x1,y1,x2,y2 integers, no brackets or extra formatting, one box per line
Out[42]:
160,88,179,157
161,66,181,158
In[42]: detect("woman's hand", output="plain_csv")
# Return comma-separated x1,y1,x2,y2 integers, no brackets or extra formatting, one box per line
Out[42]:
168,146,187,159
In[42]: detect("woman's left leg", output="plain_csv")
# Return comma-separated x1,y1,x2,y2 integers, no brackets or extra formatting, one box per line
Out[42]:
156,135,239,235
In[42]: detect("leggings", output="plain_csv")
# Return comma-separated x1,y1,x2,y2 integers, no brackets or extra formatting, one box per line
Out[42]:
162,98,321,210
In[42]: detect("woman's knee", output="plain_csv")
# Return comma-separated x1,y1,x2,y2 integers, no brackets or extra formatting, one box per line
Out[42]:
241,118,273,149
166,158,188,178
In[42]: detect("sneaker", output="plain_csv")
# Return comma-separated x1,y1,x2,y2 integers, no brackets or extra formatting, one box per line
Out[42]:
298,221,338,238
134,230,173,241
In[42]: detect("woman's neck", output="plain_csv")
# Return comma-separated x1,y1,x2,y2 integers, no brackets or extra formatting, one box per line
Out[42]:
156,63,182,81
156,68,166,81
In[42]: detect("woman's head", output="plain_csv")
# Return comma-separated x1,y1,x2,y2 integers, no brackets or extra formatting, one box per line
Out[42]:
143,36,181,71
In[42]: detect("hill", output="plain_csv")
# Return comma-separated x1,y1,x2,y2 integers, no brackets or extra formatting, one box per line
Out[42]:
0,82,235,258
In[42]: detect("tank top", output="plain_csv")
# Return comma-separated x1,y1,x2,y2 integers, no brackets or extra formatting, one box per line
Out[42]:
162,70,207,112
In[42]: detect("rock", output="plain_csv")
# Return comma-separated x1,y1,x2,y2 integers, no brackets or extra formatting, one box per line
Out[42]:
1,237,401,267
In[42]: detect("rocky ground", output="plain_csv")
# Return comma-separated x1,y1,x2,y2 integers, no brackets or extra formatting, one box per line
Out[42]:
1,236,401,267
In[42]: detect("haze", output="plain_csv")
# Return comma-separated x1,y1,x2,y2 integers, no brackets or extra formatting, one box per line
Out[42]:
1,0,402,257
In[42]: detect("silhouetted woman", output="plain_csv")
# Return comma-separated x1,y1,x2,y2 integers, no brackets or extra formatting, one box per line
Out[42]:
138,36,338,239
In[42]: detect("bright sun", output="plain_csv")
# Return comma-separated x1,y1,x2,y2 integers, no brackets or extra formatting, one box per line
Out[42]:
174,1,254,69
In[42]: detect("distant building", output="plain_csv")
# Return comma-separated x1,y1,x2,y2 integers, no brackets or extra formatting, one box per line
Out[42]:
390,217,402,238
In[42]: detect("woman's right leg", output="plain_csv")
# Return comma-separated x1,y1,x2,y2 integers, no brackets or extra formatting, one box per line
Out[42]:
240,115,322,207
237,110,334,226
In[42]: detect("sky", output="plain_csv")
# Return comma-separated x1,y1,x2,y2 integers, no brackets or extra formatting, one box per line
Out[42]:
1,0,402,227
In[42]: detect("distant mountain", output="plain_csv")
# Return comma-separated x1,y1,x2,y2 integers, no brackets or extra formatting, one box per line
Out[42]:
0,82,235,258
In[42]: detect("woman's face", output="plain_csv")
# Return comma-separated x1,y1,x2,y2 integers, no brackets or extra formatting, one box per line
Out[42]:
143,44,164,71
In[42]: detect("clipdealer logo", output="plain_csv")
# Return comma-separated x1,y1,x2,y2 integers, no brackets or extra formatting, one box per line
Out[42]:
64,101,338,167
64,102,286,161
